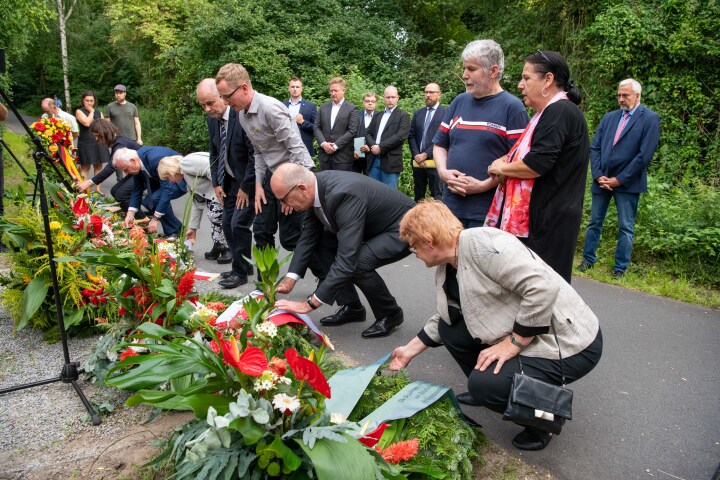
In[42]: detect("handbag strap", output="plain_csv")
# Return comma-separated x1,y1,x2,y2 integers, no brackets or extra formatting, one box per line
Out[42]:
516,318,566,386
515,244,567,386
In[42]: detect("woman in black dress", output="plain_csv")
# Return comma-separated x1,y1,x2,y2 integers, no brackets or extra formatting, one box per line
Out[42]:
486,51,590,283
75,91,109,194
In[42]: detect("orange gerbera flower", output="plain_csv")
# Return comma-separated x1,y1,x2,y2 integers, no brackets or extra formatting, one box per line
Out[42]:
375,438,419,464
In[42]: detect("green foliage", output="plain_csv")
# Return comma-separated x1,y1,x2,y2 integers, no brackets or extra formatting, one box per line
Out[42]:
349,371,483,480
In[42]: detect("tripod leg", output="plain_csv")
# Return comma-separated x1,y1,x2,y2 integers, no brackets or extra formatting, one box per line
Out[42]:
70,380,101,425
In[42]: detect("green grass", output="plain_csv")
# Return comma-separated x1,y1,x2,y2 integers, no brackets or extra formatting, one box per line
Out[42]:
0,129,36,216
573,254,720,309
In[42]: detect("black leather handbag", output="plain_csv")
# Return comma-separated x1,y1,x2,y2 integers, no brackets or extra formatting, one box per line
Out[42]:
502,318,573,435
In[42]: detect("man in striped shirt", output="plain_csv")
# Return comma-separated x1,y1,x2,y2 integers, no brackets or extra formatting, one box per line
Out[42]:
433,39,528,227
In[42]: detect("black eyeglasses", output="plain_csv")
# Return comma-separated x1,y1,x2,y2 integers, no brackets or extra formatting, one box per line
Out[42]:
219,85,241,101
279,184,300,204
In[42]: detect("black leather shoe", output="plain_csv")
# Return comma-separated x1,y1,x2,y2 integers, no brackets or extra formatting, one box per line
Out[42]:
576,260,593,272
216,249,233,264
320,305,367,326
456,392,483,406
612,269,625,279
220,271,234,279
218,273,248,289
361,310,403,338
512,427,552,451
204,244,223,260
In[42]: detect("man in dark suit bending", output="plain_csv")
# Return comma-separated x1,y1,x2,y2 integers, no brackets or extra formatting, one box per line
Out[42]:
272,163,414,338
313,77,358,171
365,86,411,188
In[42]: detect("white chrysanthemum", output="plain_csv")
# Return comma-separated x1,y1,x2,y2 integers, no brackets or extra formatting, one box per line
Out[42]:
277,376,292,385
253,377,276,392
330,413,346,424
272,393,301,413
256,321,277,338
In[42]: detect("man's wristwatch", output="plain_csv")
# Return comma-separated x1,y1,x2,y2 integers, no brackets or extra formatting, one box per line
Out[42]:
306,295,318,310
509,335,526,351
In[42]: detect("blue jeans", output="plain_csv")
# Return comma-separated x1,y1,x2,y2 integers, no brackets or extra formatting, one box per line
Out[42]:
368,157,399,189
582,190,640,272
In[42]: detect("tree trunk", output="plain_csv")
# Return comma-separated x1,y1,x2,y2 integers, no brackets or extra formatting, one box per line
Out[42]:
56,0,76,111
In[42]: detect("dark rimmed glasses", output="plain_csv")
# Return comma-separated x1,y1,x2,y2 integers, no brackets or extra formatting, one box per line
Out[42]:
219,85,241,101
279,183,300,204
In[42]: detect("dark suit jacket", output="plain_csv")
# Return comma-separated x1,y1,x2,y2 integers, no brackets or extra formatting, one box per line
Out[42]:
314,100,359,166
289,171,414,302
208,109,256,198
408,105,447,160
365,108,411,173
284,99,317,156
590,105,660,194
129,146,186,214
354,110,377,164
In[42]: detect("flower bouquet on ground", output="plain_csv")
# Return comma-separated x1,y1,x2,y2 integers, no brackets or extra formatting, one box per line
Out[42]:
0,188,121,335
102,247,381,478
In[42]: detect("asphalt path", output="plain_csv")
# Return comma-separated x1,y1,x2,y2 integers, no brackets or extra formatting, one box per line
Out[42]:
179,194,719,480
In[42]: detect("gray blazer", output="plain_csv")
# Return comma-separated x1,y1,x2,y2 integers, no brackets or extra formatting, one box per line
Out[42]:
180,152,216,230
423,228,600,360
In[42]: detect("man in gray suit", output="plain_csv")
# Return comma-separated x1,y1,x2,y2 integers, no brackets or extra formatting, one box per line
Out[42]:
272,163,414,338
313,77,358,171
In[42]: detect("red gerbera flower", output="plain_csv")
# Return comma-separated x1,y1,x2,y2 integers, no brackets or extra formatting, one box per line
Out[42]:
284,348,331,398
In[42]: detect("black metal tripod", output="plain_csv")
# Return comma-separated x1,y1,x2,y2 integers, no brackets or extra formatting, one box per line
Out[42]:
0,85,100,425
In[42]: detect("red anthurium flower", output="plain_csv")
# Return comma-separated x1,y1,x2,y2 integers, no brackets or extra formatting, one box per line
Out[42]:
209,339,220,354
284,348,331,398
89,215,103,235
238,346,268,376
220,336,267,376
72,197,89,216
359,422,391,447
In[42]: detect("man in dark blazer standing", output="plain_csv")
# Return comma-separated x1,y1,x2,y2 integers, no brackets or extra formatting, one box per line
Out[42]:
408,83,446,201
272,163,414,338
197,79,256,289
578,78,660,278
313,77,358,171
284,77,317,157
365,86,411,188
352,91,378,175
114,146,186,237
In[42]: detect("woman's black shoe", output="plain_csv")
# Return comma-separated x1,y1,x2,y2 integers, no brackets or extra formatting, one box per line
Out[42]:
204,244,224,260
512,427,552,451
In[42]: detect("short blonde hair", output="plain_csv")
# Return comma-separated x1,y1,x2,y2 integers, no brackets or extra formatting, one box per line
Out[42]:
400,199,463,249
216,63,252,89
157,156,182,181
329,77,346,89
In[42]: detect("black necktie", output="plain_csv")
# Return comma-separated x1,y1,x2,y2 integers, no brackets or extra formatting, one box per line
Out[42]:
420,107,434,151
217,119,227,186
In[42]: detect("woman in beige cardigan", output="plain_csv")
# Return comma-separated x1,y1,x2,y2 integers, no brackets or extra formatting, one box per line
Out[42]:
390,200,602,451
